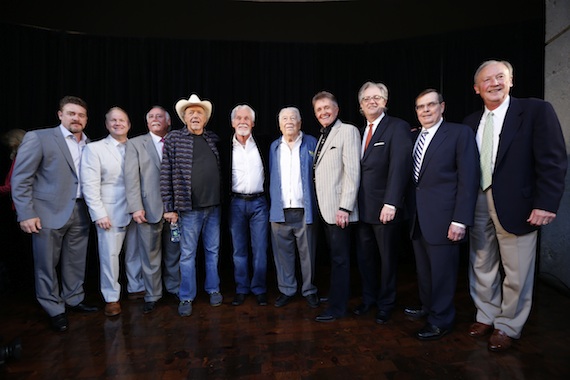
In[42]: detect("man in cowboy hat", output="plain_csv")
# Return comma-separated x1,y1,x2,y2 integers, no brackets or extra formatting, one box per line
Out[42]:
160,94,223,317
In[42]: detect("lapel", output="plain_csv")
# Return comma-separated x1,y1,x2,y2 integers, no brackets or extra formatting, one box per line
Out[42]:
495,97,522,169
362,116,389,162
316,120,341,167
418,122,448,182
143,133,161,170
52,127,78,175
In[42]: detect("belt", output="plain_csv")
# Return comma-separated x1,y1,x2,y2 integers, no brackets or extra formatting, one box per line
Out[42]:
232,192,264,201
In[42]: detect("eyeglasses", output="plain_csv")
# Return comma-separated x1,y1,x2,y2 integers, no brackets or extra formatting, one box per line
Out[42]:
361,95,385,103
415,102,440,111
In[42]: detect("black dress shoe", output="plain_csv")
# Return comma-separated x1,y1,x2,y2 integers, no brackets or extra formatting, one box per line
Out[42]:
51,313,69,332
305,294,320,308
256,293,268,306
143,301,156,314
404,306,428,318
375,310,391,324
315,313,337,322
274,294,294,307
68,302,99,313
319,296,329,303
232,293,247,306
353,303,372,316
416,324,450,340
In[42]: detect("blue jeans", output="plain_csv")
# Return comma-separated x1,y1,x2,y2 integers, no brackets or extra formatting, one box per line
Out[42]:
229,196,269,295
178,206,221,301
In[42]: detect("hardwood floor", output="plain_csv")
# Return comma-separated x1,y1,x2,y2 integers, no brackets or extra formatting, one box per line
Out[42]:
1,247,570,379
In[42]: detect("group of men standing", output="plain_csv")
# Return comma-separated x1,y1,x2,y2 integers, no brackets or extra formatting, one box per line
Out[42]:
10,59,567,353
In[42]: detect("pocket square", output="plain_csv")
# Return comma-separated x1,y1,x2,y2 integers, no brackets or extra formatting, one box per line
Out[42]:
374,142,385,146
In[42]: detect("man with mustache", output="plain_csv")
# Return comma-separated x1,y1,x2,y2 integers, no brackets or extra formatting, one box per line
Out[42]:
12,96,98,332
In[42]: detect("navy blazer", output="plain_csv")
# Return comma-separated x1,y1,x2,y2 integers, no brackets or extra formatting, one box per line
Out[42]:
358,114,413,224
463,97,567,235
409,121,480,245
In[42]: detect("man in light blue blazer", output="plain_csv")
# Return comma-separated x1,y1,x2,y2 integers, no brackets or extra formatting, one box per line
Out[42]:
12,96,98,332
81,107,144,317
125,106,181,313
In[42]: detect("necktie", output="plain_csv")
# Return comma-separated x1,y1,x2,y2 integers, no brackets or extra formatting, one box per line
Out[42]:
413,130,428,182
364,123,373,152
480,112,494,190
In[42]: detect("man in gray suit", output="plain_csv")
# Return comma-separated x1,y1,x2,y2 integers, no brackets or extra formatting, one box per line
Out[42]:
81,107,144,318
125,106,181,314
11,95,98,332
312,91,361,322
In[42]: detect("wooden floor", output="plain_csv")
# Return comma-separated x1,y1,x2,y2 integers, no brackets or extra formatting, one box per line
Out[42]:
1,247,570,380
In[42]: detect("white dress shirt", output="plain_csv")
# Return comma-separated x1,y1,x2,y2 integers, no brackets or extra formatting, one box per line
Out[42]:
232,134,264,194
475,96,509,174
279,132,304,208
60,124,87,198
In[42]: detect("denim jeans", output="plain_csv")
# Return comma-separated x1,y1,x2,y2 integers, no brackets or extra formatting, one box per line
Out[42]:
178,206,221,301
229,196,269,295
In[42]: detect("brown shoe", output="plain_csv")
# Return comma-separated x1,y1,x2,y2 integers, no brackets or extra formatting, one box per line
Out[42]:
128,291,146,301
488,329,512,352
104,302,121,317
468,322,493,337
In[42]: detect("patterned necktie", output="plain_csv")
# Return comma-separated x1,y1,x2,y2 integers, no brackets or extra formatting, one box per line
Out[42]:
413,130,428,182
364,123,373,152
480,112,494,190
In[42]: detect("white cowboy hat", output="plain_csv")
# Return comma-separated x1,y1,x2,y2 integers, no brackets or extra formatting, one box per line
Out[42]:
174,94,213,124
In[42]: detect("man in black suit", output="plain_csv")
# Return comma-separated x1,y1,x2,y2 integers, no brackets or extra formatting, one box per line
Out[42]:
408,89,479,340
353,81,412,324
464,60,567,352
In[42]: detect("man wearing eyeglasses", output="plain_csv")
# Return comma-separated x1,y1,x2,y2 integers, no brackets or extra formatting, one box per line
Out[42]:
407,89,479,340
353,82,413,325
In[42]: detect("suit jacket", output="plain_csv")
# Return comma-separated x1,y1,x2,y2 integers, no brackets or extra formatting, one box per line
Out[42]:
410,121,479,245
359,114,413,224
11,126,86,229
313,119,361,224
81,135,131,227
124,133,164,224
463,97,567,235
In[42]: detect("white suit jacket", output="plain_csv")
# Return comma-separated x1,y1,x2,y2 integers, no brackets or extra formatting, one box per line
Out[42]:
313,119,361,224
81,134,131,227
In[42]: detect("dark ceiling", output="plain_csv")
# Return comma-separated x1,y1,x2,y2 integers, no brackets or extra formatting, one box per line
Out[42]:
2,0,544,43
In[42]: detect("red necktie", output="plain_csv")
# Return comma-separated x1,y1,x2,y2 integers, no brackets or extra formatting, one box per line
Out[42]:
364,123,373,151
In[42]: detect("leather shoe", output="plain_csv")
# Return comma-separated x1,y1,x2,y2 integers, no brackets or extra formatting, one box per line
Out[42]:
315,313,337,323
353,303,372,316
274,294,294,307
375,310,391,324
51,313,68,332
232,293,247,306
319,296,329,303
488,329,512,352
143,301,156,314
305,294,320,308
416,323,450,340
104,301,121,317
468,322,493,338
68,302,99,313
128,291,146,301
404,306,428,319
256,293,268,306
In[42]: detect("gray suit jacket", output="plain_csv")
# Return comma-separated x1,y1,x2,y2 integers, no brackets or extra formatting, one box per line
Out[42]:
124,133,164,224
11,126,84,229
81,135,131,227
314,119,361,224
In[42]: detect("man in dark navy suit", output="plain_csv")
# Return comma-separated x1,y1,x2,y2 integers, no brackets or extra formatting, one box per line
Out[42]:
408,89,479,340
464,60,567,352
353,81,412,324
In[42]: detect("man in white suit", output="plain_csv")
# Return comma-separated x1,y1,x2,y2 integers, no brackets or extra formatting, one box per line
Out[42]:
12,96,98,332
125,106,181,314
312,91,361,322
81,107,144,317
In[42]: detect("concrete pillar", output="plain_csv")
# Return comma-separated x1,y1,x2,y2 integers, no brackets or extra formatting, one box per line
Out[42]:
541,0,570,292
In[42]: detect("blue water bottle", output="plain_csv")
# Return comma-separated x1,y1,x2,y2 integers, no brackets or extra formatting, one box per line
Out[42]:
170,222,180,243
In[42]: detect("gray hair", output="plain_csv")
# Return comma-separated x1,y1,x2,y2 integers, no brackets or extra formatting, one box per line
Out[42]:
357,81,389,103
278,107,302,122
231,104,256,122
473,60,514,84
